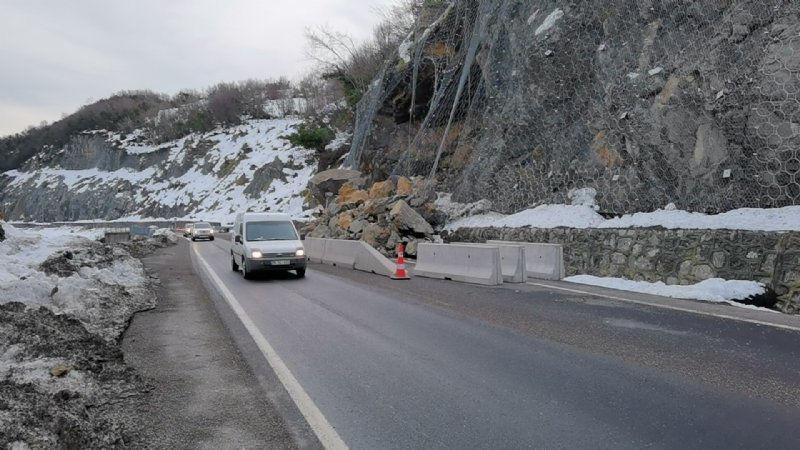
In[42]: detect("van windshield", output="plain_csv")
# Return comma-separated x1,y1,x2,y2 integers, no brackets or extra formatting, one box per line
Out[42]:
245,221,298,241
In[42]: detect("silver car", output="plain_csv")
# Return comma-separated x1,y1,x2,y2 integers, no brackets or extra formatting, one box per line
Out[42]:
191,222,215,241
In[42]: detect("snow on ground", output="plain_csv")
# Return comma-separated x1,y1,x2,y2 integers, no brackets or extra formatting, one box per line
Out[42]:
0,223,153,341
0,222,164,448
564,275,775,311
535,8,564,35
445,203,800,233
3,118,318,224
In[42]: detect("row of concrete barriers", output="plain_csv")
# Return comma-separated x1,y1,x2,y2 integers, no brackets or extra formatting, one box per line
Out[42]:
305,237,563,286
305,238,396,278
413,241,564,286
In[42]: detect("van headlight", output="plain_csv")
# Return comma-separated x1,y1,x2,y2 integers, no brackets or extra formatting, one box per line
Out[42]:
251,250,263,258
295,249,305,257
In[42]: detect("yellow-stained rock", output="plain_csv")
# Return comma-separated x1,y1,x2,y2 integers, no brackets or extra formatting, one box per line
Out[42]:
396,177,413,196
338,182,369,206
336,211,354,230
369,180,395,199
50,363,72,378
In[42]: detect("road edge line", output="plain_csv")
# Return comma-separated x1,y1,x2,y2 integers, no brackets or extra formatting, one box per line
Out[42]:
526,281,800,333
192,246,349,450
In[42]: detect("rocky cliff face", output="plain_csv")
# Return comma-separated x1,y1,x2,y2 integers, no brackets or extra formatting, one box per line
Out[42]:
348,0,800,215
0,120,321,222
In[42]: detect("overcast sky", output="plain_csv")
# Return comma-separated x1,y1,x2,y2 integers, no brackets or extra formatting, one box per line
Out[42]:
0,0,396,137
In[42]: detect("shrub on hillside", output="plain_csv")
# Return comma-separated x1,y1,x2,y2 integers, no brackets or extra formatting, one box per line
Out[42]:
287,124,334,151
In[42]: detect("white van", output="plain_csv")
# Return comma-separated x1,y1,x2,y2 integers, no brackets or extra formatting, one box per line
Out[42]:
230,212,307,279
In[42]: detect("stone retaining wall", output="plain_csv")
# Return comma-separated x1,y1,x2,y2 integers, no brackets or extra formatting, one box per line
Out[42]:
445,227,800,313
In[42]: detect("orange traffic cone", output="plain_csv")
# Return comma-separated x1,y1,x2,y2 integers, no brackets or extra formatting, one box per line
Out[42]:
391,243,410,280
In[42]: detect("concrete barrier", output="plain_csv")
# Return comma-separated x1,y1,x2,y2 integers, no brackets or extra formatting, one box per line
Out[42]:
414,243,502,285
308,238,397,278
452,242,526,283
321,239,360,269
354,241,396,277
487,240,564,280
303,238,327,263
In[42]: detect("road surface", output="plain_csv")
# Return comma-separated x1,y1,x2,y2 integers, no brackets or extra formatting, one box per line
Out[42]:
191,235,800,449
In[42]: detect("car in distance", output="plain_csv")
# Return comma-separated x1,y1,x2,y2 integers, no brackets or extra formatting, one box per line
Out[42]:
183,223,194,237
191,222,215,241
230,212,307,279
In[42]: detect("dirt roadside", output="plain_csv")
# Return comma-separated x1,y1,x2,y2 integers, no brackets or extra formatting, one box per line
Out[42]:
122,239,317,449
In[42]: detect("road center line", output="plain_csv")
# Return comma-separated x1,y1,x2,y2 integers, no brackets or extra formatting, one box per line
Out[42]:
526,281,800,333
192,246,349,450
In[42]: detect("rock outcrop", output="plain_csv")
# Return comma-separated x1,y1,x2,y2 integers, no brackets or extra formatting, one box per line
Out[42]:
0,119,321,221
347,0,800,215
306,169,363,208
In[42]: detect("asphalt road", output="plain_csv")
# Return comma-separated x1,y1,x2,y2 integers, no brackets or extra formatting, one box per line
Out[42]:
194,235,800,449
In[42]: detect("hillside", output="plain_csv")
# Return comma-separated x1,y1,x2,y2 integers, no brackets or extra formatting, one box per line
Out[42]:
0,118,342,222
347,0,800,215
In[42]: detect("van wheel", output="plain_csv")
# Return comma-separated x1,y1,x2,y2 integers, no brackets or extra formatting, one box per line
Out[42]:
210,236,215,241
191,237,196,241
296,268,306,278
242,262,252,280
231,254,239,271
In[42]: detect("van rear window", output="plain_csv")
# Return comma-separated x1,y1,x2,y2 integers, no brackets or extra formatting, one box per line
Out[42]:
245,221,298,241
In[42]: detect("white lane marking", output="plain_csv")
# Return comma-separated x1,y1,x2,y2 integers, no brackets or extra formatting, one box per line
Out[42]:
193,246,349,450
526,282,800,333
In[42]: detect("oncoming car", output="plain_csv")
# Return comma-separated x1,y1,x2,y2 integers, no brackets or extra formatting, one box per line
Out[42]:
190,222,214,241
183,223,194,237
230,212,307,279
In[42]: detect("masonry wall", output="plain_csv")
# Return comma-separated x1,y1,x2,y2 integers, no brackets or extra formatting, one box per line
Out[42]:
445,227,800,313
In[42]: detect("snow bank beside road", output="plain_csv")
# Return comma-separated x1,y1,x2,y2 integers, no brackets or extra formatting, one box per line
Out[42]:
0,222,171,448
445,204,800,232
0,224,153,341
565,275,774,311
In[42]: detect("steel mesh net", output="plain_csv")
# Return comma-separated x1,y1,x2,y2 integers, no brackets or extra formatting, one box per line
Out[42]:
346,0,800,215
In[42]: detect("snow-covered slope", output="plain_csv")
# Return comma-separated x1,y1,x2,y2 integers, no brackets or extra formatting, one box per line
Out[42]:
0,119,320,223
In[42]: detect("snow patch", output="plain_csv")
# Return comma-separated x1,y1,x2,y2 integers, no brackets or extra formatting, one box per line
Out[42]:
565,275,772,311
568,187,598,209
445,204,800,233
445,205,606,231
535,9,564,36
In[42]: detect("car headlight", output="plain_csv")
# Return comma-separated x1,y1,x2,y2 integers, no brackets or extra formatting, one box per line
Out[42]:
210,229,214,234
295,249,305,257
251,250,263,258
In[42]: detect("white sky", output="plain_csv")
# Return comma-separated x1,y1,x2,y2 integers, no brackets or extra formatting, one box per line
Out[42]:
0,0,397,137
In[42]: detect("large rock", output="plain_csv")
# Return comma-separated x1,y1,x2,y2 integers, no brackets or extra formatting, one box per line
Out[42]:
396,177,413,196
244,156,286,197
307,169,362,207
361,223,391,248
368,180,395,199
337,182,369,206
0,222,4,241
389,200,434,236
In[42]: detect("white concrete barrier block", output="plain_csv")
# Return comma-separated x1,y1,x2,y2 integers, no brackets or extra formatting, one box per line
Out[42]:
488,240,564,280
354,241,396,277
304,238,327,263
415,243,502,285
321,239,360,269
451,242,526,283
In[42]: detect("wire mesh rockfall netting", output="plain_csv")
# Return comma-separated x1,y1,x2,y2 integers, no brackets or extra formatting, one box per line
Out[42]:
345,0,800,215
